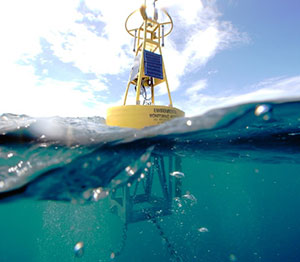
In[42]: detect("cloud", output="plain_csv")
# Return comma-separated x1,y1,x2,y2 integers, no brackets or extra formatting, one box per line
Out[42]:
155,0,249,95
186,79,208,96
0,0,248,117
0,0,114,117
0,62,112,117
180,76,300,116
0,0,80,63
22,0,247,90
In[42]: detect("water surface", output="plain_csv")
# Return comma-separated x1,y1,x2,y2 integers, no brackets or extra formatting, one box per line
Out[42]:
1,100,300,262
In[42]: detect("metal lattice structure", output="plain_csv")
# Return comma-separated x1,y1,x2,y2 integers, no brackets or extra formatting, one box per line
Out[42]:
109,155,182,224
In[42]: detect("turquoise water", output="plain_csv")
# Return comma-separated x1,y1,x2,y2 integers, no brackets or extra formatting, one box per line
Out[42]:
1,100,300,261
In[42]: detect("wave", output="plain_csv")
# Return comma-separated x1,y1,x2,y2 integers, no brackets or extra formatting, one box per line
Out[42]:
1,99,300,201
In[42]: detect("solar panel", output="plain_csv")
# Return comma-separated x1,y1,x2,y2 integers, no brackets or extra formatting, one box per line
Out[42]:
144,50,163,79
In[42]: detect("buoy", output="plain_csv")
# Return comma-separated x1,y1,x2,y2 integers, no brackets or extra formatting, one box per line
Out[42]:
106,0,185,129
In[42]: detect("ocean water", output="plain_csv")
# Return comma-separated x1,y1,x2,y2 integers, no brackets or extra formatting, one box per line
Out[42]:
1,100,300,262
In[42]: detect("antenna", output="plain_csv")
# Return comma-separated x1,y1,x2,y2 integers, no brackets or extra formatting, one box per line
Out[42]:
153,0,158,21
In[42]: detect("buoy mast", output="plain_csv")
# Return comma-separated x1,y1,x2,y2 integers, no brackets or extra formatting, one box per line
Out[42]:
124,0,173,106
106,0,184,128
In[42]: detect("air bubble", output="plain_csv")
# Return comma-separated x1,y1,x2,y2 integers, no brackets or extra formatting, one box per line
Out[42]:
170,171,185,178
74,241,84,258
7,153,14,158
0,180,5,189
174,198,183,208
83,189,92,200
125,166,135,176
254,104,273,121
229,254,237,262
198,227,209,233
186,120,192,126
82,162,89,169
92,187,109,202
110,252,115,260
182,192,197,206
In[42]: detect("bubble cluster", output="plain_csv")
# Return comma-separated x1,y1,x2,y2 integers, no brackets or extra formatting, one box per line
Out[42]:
92,187,109,202
7,161,31,177
125,166,135,176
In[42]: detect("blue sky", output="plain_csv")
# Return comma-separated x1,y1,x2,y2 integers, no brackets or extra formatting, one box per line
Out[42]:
0,0,299,117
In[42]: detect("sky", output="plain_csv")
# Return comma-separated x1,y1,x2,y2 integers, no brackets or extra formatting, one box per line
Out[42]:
0,0,299,117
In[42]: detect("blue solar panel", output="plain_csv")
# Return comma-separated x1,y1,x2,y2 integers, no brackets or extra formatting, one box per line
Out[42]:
144,50,163,79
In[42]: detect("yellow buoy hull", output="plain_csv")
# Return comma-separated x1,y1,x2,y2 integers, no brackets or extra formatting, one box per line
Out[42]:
106,105,184,129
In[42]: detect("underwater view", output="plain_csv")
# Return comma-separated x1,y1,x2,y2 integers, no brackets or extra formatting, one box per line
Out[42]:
1,99,300,262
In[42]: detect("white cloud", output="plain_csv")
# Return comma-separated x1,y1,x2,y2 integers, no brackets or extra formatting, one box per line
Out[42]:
31,0,246,90
0,63,111,117
156,0,248,95
46,23,132,76
0,0,248,117
0,0,80,63
87,79,108,92
186,79,208,96
180,76,300,117
161,0,205,26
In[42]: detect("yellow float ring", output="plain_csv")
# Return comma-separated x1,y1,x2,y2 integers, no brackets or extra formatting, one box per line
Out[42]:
106,105,184,129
